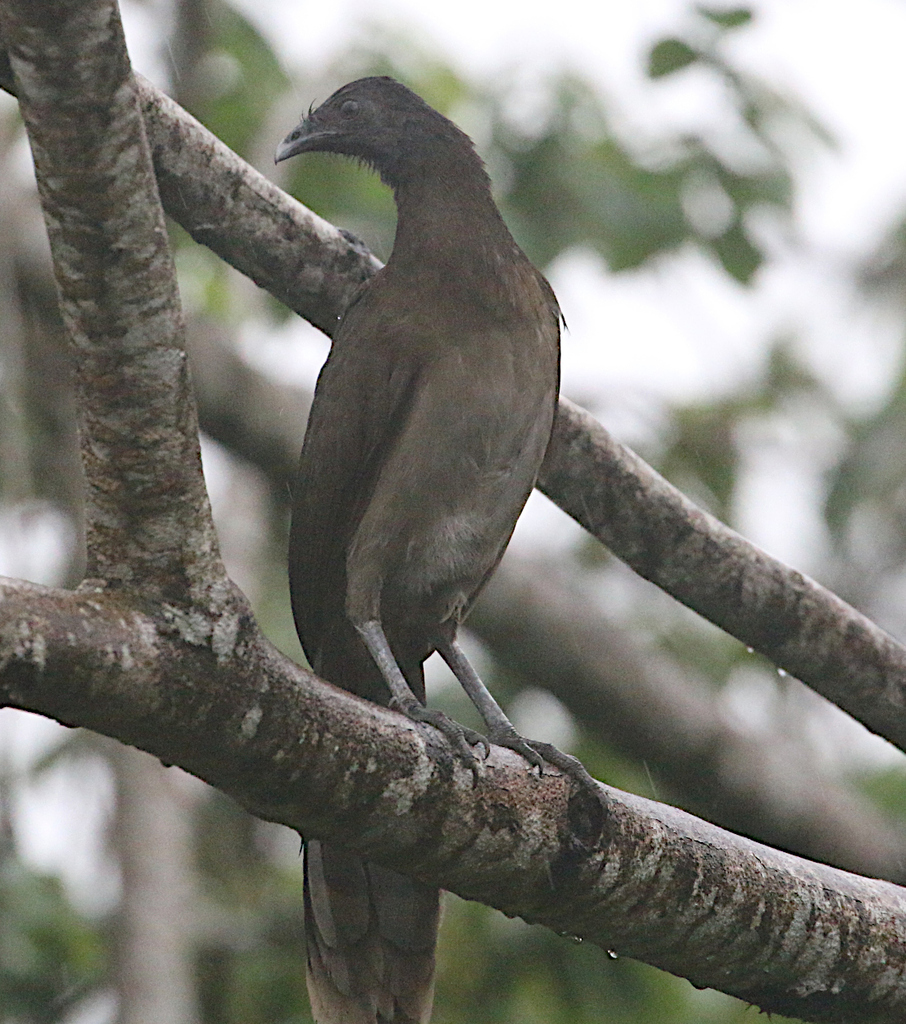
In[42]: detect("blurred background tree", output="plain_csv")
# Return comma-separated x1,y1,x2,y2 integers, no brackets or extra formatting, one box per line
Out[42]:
2,1,906,1022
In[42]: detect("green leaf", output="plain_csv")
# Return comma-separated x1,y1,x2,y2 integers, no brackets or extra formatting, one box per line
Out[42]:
711,218,762,282
647,39,699,79
697,6,754,29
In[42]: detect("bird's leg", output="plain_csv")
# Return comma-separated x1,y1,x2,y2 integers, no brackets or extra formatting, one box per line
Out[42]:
355,621,489,772
435,638,543,770
437,638,599,791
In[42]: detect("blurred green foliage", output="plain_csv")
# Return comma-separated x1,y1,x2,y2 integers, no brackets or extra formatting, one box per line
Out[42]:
175,1,290,157
0,858,105,1022
192,795,312,1024
144,4,811,1023
660,344,825,523
263,7,793,285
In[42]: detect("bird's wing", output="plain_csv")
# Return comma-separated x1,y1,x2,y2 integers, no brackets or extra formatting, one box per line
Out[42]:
288,310,420,702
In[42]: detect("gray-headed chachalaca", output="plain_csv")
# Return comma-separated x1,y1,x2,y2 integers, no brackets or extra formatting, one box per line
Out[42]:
276,75,596,1024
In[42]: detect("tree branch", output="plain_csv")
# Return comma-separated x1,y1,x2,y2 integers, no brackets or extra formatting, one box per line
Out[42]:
183,323,906,885
1,575,905,1023
3,42,906,751
138,78,381,336
541,401,906,754
0,0,219,600
474,558,906,883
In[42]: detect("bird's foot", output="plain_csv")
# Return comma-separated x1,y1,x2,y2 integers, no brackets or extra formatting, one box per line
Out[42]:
487,726,599,793
392,697,490,779
485,725,546,772
527,739,600,792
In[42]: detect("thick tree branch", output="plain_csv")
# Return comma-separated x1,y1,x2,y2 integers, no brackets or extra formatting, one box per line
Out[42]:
3,46,906,752
0,40,377,337
1,575,905,1024
0,1,220,600
541,401,906,753
138,79,381,336
475,559,906,882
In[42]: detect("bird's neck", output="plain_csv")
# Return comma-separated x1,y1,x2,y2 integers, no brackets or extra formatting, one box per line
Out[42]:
389,157,518,280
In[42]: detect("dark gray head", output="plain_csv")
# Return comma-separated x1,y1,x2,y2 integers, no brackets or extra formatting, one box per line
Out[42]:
275,76,485,190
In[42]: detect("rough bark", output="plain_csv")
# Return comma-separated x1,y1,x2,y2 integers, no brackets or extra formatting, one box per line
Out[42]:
541,400,906,754
182,323,906,886
474,559,906,883
0,0,219,601
25,60,906,758
2,576,906,1023
138,79,381,337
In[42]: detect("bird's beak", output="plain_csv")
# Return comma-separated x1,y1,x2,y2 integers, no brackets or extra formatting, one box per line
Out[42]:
274,118,336,164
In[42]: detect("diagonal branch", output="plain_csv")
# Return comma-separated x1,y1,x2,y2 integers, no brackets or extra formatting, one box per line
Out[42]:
3,45,906,754
474,558,906,882
2,7,906,1019
184,325,906,885
541,401,906,752
9,26,902,863
138,78,381,336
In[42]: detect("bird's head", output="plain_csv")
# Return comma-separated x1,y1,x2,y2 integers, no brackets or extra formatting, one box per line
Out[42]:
275,76,479,189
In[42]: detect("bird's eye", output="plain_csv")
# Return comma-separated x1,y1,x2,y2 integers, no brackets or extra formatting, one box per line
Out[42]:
340,99,359,117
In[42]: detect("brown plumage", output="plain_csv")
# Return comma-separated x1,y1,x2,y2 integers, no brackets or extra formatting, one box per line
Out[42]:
277,76,575,1024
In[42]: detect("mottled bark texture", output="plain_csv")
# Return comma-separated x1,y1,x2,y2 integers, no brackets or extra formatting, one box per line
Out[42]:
3,42,906,756
138,80,381,336
3,576,906,1023
541,400,906,753
0,52,382,334
2,5,906,1021
0,0,220,602
473,559,906,884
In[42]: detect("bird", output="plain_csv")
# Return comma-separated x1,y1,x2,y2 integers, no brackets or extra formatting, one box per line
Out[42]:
276,75,594,1024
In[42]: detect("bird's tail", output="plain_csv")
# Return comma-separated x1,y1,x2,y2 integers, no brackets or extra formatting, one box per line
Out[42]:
304,839,439,1024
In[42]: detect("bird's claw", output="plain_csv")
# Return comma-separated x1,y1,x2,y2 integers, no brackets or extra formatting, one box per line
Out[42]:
395,701,488,781
487,726,547,775
526,739,600,792
487,728,599,793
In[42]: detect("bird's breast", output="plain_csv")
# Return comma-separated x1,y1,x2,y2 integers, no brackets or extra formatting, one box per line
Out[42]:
340,270,559,631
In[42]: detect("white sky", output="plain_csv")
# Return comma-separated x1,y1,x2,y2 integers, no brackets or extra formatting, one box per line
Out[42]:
238,0,906,253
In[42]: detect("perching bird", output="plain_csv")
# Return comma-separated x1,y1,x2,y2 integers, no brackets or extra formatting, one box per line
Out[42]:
277,76,592,1024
